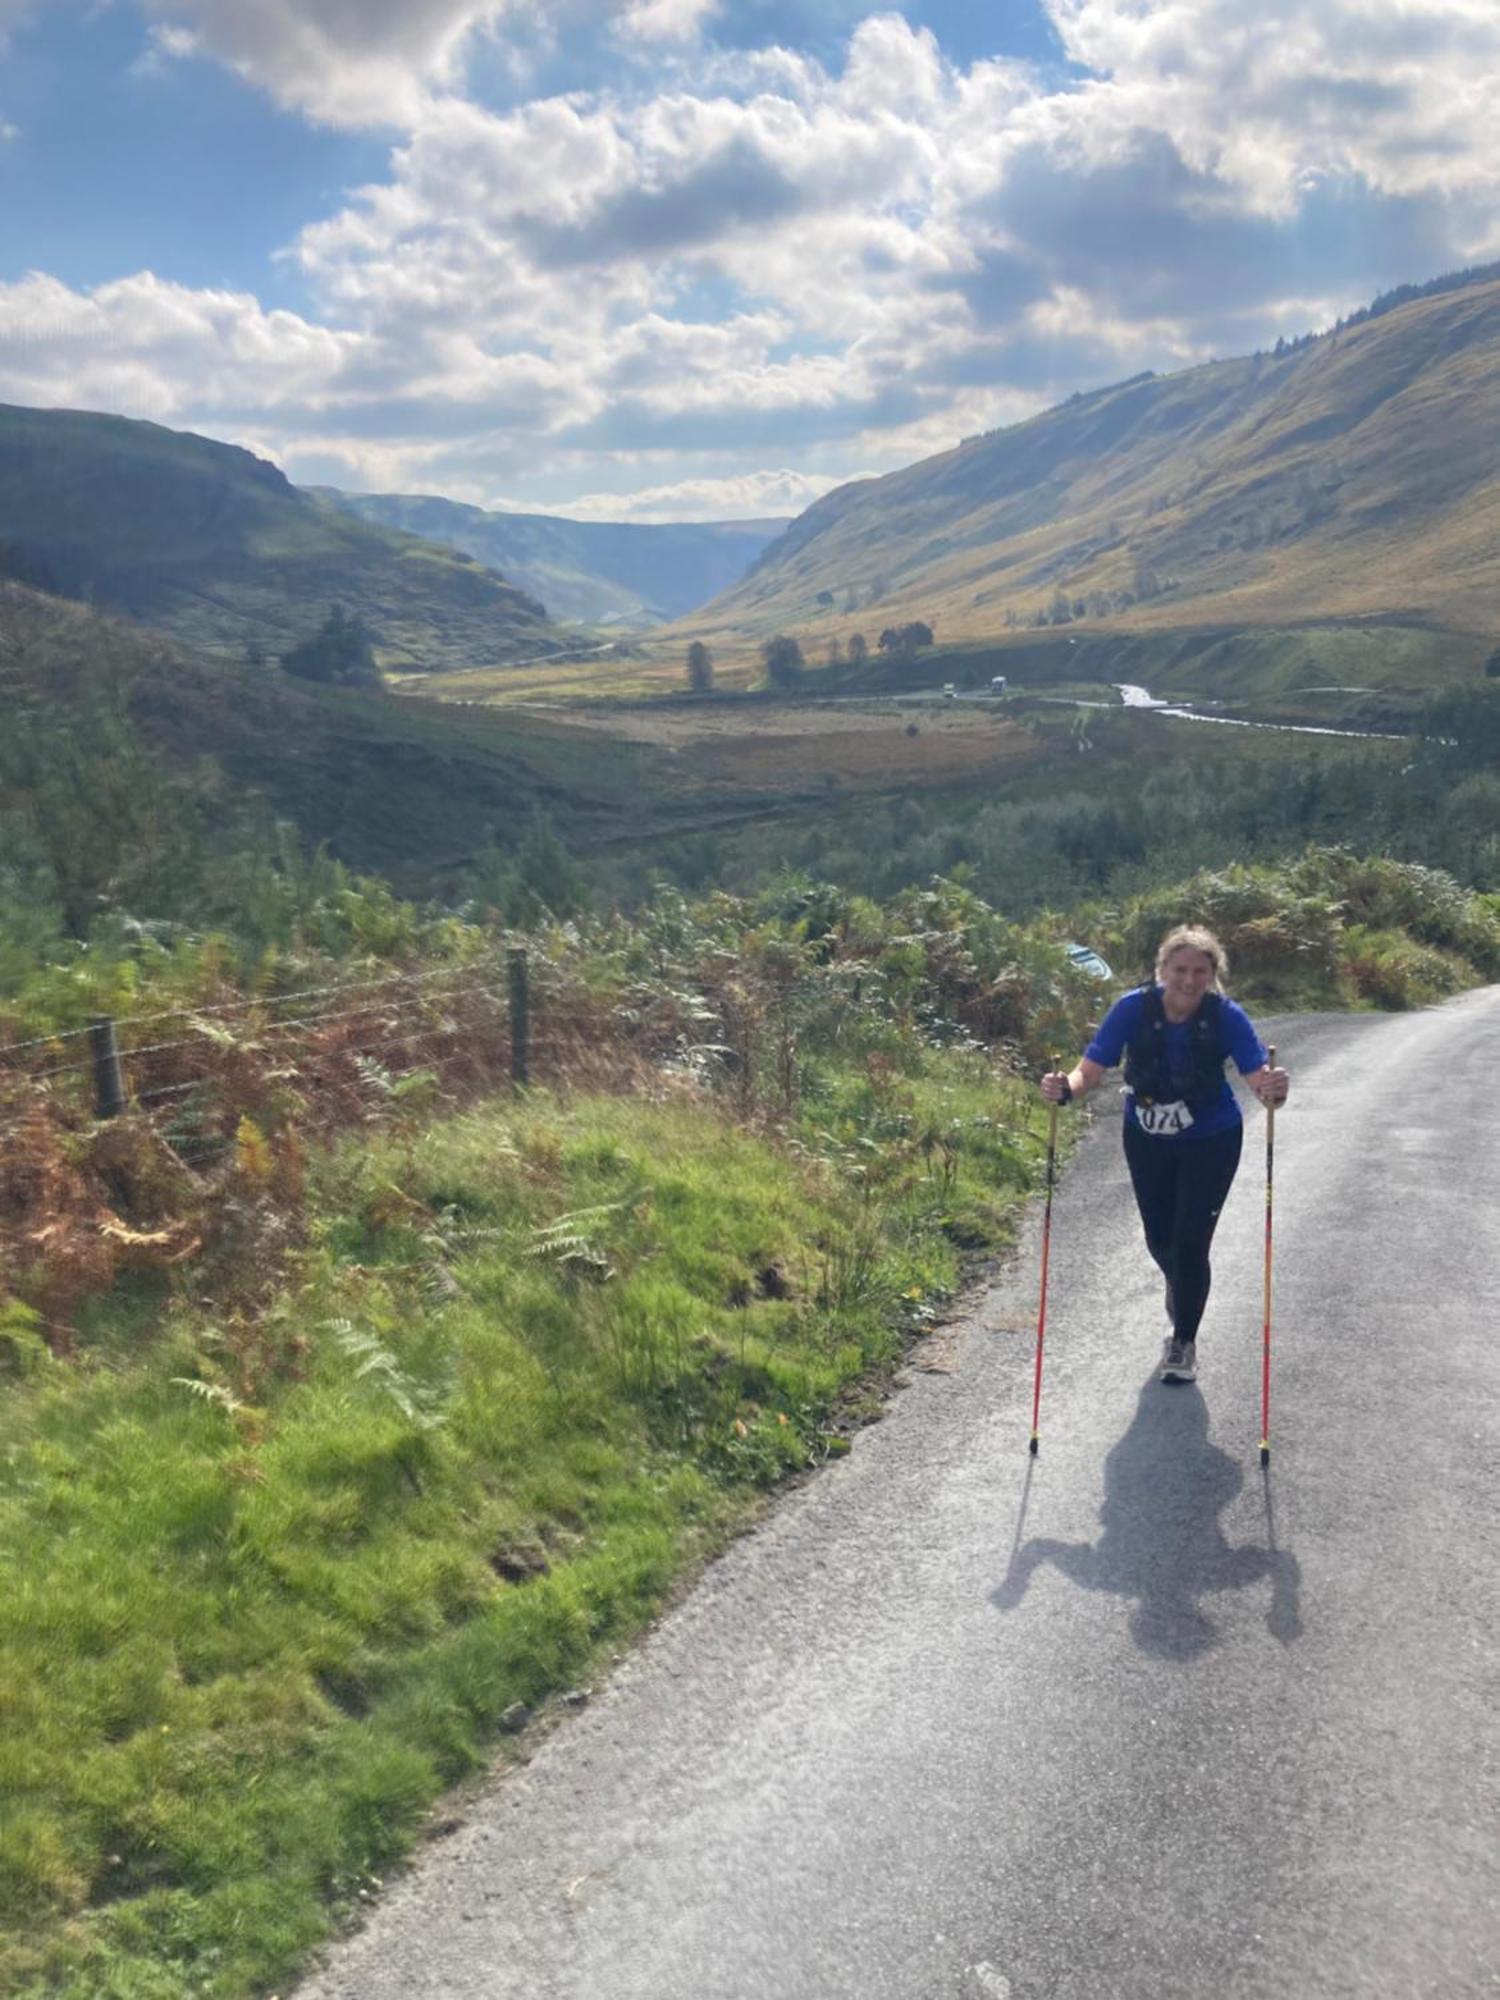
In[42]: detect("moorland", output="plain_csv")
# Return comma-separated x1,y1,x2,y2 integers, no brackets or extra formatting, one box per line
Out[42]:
3,264,1500,2000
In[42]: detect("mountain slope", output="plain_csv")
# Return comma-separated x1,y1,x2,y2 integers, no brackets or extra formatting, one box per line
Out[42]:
688,270,1500,649
0,405,569,669
0,580,672,892
317,490,788,628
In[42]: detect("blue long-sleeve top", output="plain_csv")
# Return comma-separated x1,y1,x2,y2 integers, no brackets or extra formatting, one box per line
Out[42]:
1084,987,1268,1138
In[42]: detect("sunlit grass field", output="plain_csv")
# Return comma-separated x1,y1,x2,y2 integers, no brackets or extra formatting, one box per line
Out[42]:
1,1068,1046,2000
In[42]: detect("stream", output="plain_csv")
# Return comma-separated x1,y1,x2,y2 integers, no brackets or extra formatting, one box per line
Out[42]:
1100,682,1407,741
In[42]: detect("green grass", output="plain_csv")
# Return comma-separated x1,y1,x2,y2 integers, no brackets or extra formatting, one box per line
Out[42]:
0,1070,1047,1999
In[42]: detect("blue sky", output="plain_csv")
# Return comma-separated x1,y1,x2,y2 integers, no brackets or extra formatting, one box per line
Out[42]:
1,0,1497,520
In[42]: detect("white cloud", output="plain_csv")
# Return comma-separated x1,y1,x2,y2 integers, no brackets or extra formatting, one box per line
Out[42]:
6,3,1500,519
531,466,847,521
136,0,512,126
131,0,727,125
1043,0,1500,215
0,271,364,421
289,15,955,357
129,21,204,79
616,0,719,45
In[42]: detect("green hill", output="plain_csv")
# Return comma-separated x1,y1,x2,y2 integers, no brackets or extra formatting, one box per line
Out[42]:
317,490,788,629
0,581,683,901
0,404,570,670
686,267,1500,664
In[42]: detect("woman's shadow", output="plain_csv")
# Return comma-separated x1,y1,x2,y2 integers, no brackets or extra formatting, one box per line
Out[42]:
993,1375,1302,1658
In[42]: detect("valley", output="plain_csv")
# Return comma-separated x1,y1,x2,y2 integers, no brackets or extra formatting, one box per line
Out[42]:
5,263,1500,2000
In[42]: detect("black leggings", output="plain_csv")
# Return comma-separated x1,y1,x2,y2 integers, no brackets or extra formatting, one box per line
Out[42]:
1122,1120,1243,1343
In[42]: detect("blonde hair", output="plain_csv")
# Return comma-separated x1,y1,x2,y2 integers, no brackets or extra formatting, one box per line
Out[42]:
1155,925,1228,990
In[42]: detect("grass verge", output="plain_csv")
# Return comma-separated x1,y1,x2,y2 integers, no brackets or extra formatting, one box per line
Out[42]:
1,1064,1046,1999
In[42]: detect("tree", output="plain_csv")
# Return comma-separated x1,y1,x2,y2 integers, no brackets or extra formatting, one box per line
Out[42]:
281,605,381,688
761,633,805,688
1424,681,1500,767
465,815,586,927
847,631,869,666
686,640,715,693
1484,645,1500,679
877,621,935,658
825,636,845,668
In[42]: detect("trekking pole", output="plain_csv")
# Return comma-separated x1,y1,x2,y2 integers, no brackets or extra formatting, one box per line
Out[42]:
1259,1044,1276,1469
1030,1056,1061,1456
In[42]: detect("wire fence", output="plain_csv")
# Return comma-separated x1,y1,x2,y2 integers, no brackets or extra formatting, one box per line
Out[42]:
0,939,761,1347
0,944,697,1140
0,917,1088,1352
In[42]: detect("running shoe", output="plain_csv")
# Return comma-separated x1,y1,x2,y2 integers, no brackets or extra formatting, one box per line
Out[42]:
1160,1337,1197,1383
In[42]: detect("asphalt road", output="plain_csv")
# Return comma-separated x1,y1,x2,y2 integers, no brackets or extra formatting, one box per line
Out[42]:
298,991,1500,2000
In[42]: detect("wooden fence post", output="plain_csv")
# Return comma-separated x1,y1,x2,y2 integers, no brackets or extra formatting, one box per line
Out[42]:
508,947,530,1087
89,1016,127,1119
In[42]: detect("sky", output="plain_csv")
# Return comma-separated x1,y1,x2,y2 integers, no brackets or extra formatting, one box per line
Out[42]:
1,0,1498,523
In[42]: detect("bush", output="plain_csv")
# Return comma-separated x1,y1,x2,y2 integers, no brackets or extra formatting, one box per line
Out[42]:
1293,851,1500,974
1106,862,1346,1005
282,606,381,689
1339,925,1470,1009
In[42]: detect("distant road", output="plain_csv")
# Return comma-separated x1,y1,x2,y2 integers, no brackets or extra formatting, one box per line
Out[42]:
299,991,1500,2000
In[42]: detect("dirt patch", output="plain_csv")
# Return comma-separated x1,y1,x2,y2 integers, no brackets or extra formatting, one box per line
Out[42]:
529,701,1042,794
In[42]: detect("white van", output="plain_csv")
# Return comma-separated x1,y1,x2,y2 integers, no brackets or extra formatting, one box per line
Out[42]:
990,675,1008,693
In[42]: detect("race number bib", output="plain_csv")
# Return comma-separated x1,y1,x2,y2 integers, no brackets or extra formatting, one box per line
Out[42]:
1135,1098,1195,1137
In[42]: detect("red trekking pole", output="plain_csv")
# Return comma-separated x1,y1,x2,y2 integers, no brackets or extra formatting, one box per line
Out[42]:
1030,1057,1061,1456
1259,1044,1277,1469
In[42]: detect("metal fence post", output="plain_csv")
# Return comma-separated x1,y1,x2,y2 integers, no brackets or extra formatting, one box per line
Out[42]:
89,1016,127,1119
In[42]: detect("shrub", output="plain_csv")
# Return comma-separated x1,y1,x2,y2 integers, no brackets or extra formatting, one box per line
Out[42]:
1338,925,1470,1010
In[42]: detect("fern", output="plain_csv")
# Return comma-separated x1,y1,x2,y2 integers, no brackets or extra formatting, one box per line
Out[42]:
170,1375,244,1416
390,1068,439,1105
0,1298,52,1374
532,1193,648,1232
523,1192,649,1283
525,1232,614,1280
352,1054,396,1097
325,1318,451,1430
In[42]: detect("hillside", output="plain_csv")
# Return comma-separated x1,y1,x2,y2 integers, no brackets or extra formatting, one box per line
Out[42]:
686,269,1500,654
6,581,1060,905
318,490,788,628
0,404,571,669
0,580,683,894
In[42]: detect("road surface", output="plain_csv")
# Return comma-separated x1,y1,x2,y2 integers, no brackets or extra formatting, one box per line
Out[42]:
299,991,1500,2000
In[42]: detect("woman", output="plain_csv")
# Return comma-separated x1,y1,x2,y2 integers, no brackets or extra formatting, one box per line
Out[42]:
1040,926,1289,1383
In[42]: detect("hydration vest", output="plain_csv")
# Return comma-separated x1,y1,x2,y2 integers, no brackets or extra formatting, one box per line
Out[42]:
1122,985,1226,1107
